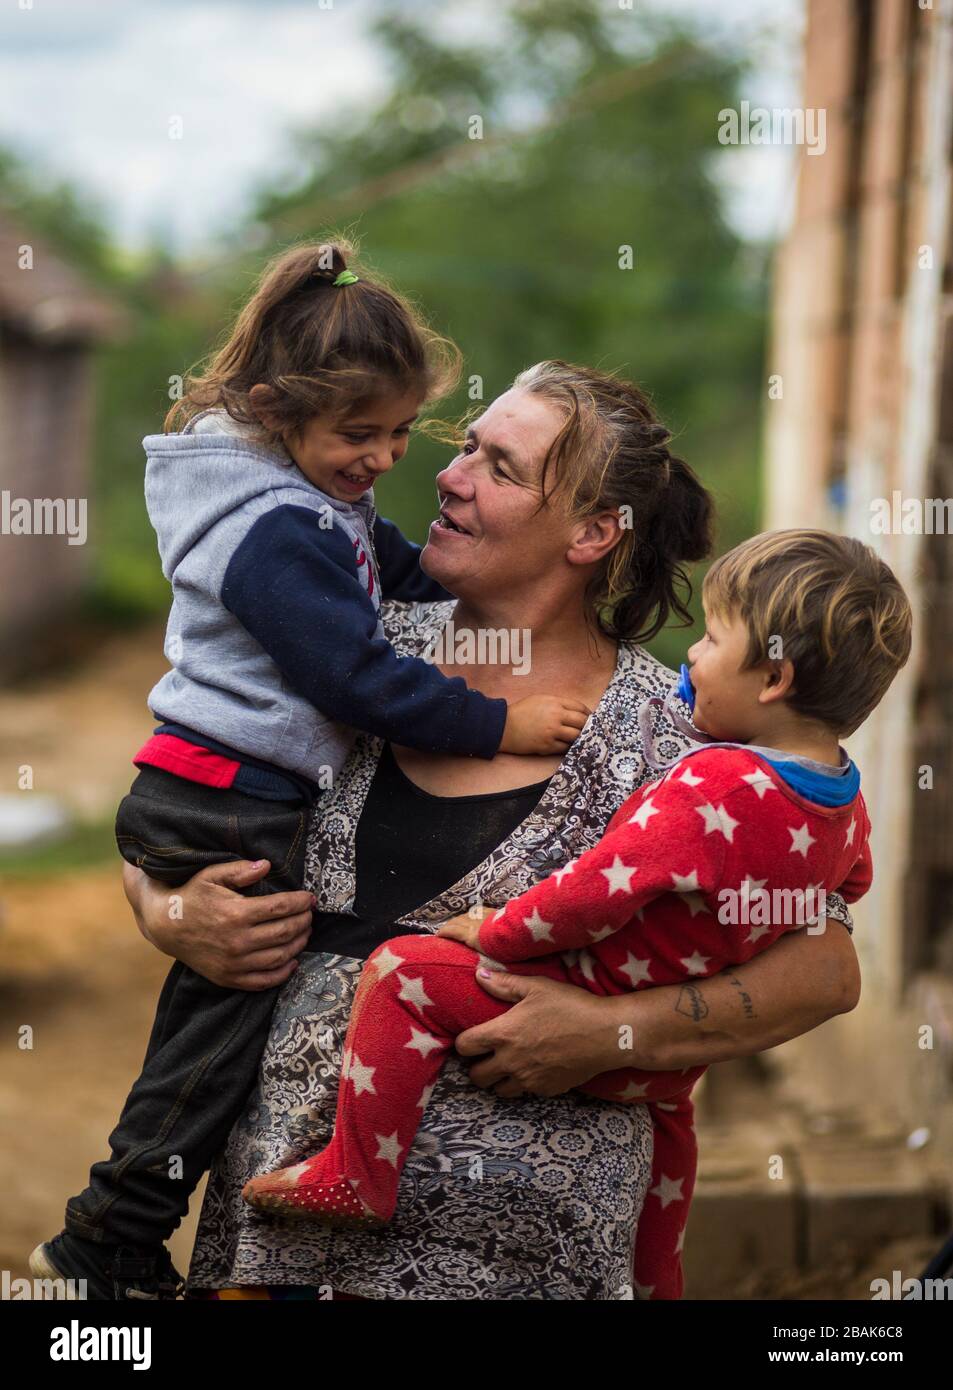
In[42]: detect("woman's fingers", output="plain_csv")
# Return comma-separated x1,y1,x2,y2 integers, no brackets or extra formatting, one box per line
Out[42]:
235,938,310,973
241,890,316,926
198,857,274,891
230,962,300,992
233,910,313,953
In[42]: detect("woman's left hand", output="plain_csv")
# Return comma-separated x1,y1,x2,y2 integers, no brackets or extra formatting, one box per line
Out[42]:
436,906,497,952
455,970,617,1097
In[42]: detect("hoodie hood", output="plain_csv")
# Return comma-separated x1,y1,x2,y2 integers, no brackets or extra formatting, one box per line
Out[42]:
142,414,378,577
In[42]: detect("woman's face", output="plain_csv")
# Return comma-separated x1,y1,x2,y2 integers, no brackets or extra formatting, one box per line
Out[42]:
421,387,603,599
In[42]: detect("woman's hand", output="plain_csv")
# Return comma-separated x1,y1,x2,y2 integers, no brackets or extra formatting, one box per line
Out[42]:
437,906,497,952
455,970,617,1097
122,858,315,990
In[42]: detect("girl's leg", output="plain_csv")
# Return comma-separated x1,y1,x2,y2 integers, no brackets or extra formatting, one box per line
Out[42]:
242,935,525,1226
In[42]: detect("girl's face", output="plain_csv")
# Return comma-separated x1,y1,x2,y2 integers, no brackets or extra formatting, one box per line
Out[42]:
685,605,771,741
281,389,422,501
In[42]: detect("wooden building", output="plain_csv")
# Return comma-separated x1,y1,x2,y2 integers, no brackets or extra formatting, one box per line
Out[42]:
764,0,953,1194
0,212,125,677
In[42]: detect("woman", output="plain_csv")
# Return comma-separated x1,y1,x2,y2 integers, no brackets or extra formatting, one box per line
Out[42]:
125,362,860,1300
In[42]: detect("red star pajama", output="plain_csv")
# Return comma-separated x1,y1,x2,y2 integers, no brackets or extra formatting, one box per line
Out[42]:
244,746,872,1299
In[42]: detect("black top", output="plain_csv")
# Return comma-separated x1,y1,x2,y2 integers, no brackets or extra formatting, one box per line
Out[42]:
308,742,553,960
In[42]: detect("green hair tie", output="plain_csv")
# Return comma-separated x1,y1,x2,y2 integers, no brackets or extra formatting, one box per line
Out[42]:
332,270,360,286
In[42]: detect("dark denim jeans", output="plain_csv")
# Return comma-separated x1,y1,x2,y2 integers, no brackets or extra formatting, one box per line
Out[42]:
64,765,312,1247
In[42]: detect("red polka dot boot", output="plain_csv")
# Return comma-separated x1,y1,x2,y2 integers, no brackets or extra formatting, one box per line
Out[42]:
241,1160,386,1229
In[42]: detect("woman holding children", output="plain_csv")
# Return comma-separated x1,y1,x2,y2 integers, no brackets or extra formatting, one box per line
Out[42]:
34,241,905,1301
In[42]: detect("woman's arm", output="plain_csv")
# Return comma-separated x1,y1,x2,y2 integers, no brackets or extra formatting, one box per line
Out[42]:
122,859,315,990
455,921,860,1097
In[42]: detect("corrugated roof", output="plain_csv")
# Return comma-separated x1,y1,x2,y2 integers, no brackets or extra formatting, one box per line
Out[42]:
0,210,128,343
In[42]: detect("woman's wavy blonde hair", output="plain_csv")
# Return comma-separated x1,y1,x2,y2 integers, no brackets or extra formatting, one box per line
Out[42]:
507,361,714,644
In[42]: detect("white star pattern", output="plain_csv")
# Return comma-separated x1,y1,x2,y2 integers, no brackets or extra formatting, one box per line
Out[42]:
587,924,615,943
577,949,597,984
405,1026,442,1058
788,822,817,858
649,1172,685,1208
680,950,711,975
619,952,653,987
417,1082,436,1111
845,817,856,846
616,1080,651,1100
628,797,660,830
670,869,700,893
745,922,772,944
677,764,704,787
601,855,638,895
552,859,577,886
675,1227,686,1254
347,1054,378,1097
679,892,711,918
741,768,776,799
695,801,740,842
374,1132,403,1168
370,946,405,978
523,907,555,943
396,973,434,1012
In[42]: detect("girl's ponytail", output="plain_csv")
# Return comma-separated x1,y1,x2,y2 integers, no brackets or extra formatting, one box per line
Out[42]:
165,238,460,440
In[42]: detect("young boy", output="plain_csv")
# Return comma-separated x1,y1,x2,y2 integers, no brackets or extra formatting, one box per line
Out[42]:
241,529,913,1300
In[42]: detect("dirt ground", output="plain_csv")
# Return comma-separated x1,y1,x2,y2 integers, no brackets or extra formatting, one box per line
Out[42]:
0,863,204,1281
0,625,203,1280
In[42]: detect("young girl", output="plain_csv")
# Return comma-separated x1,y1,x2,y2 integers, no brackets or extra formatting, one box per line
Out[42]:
242,529,912,1300
32,240,588,1300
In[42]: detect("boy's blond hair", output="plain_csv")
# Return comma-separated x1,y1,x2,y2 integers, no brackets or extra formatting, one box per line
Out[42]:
702,529,913,736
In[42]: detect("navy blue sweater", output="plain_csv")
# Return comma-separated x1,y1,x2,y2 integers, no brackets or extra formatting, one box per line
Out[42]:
220,506,508,760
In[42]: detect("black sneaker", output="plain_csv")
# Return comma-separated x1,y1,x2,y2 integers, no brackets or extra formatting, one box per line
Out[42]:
29,1230,184,1300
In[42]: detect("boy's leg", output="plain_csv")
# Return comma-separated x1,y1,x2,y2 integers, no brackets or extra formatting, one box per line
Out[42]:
64,766,310,1249
243,934,561,1224
631,1096,697,1300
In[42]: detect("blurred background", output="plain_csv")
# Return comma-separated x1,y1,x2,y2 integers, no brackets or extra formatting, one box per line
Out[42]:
0,0,951,1299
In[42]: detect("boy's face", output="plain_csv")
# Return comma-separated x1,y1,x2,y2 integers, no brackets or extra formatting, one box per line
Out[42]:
279,389,422,501
686,606,773,742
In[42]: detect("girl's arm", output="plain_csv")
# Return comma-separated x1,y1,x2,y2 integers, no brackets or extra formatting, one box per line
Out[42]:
455,921,861,1096
372,516,454,604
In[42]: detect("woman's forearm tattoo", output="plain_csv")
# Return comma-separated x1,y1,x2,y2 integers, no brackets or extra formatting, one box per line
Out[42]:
675,983,709,1022
728,973,757,1019
673,976,758,1025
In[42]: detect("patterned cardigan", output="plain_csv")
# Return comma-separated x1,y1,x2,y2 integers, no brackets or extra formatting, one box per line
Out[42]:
186,599,852,1301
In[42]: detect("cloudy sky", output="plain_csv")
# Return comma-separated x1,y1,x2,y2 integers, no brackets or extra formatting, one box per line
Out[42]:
0,0,805,255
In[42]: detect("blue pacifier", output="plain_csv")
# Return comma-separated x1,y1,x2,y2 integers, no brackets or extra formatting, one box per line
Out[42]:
676,662,696,711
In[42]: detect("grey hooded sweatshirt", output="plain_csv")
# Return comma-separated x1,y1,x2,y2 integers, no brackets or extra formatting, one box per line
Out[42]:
142,410,507,784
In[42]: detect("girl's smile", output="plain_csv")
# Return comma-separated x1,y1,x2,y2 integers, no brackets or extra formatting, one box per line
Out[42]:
250,385,422,502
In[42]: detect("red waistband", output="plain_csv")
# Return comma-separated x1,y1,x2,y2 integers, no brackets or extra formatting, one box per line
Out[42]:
133,734,241,789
